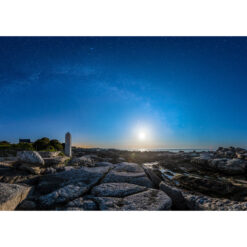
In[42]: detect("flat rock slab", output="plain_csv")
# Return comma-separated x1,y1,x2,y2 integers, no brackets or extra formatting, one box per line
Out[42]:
102,162,153,188
0,183,31,210
121,189,172,210
39,183,89,207
114,162,144,173
93,189,172,211
91,182,147,197
38,166,111,195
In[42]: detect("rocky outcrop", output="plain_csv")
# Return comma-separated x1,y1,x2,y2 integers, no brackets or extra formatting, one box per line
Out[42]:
2,146,247,211
39,183,89,207
143,166,162,187
70,156,94,167
183,191,247,210
120,189,171,210
38,151,61,158
91,183,147,197
65,198,97,210
0,183,31,210
102,162,153,188
17,151,45,165
37,165,111,208
44,156,70,166
160,182,188,210
192,155,247,175
36,162,171,210
91,187,172,211
18,163,43,175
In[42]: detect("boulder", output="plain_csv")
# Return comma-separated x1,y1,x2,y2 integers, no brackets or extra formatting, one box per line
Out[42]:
92,188,172,211
39,183,89,207
121,189,172,210
17,151,44,166
160,182,188,210
191,153,212,166
70,156,94,167
209,158,246,174
102,170,153,188
102,162,153,188
0,183,31,210
143,166,162,188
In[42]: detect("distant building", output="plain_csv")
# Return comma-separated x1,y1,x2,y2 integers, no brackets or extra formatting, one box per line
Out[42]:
19,139,31,143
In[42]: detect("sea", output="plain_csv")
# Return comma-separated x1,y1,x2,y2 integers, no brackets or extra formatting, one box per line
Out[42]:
123,148,215,152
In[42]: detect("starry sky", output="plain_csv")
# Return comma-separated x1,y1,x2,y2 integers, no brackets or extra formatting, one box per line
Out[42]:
0,37,247,149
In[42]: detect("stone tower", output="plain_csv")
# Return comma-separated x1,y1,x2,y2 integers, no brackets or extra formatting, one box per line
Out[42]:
65,132,72,157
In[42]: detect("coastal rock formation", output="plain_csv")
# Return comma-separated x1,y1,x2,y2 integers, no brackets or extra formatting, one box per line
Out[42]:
36,162,171,210
18,163,43,175
120,189,171,210
38,165,111,195
17,151,45,166
44,156,70,166
0,182,31,210
70,156,94,167
160,182,188,209
38,151,61,158
89,187,172,210
102,162,153,188
1,146,247,210
91,182,147,197
192,156,247,175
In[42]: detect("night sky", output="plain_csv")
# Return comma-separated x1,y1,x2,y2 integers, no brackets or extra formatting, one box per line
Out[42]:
0,37,247,149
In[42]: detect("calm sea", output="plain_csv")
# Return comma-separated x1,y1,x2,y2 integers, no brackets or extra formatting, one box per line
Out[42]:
123,148,215,152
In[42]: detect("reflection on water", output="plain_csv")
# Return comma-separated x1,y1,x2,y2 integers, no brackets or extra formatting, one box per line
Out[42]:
133,148,215,152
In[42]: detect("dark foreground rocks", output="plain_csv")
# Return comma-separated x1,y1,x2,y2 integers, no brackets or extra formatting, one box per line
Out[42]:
0,183,31,210
37,162,172,211
1,147,247,211
159,181,247,210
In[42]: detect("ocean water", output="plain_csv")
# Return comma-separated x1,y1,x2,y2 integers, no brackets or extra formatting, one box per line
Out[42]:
124,148,215,152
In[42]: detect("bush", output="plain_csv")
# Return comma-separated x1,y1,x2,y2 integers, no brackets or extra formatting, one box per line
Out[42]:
0,137,64,152
50,139,63,151
0,141,10,145
16,143,34,151
33,137,50,151
45,145,56,152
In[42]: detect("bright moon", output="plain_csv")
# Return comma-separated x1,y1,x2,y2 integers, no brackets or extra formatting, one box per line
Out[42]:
138,132,146,141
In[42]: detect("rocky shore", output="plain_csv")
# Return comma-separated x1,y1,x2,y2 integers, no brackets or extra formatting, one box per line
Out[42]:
0,146,247,210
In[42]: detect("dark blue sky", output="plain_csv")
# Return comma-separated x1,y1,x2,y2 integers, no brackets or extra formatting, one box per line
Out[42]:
0,37,247,149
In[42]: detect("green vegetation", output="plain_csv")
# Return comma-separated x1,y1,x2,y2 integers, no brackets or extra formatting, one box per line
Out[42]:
0,138,64,154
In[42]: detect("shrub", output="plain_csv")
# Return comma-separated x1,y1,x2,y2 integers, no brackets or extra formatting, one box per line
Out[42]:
33,137,50,151
50,139,63,151
45,145,56,152
16,143,34,151
0,141,10,145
